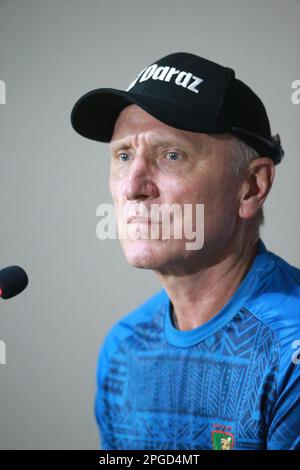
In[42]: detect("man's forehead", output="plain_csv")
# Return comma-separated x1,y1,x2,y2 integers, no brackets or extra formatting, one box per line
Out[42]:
109,105,212,151
109,131,204,151
111,104,178,139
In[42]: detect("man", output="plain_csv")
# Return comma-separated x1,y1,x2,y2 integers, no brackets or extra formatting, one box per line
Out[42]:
71,52,300,450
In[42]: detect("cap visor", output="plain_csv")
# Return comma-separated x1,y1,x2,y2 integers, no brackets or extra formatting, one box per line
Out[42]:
70,88,223,142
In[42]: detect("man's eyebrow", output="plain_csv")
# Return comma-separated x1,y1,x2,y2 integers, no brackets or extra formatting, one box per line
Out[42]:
154,139,191,148
108,138,196,152
108,140,131,152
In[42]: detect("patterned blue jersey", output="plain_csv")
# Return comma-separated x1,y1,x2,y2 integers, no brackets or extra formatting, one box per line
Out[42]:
95,239,300,450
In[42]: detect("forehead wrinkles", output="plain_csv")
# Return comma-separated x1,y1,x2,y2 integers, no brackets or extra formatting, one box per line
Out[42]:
109,128,209,154
111,130,155,151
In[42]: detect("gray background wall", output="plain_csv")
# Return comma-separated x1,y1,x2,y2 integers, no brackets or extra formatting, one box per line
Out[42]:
0,0,299,449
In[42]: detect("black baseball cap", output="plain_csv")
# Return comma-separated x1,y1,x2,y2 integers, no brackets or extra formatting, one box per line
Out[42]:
71,52,284,164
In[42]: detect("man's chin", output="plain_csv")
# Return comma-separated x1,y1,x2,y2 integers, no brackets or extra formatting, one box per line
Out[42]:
124,251,162,269
122,240,167,270
121,237,191,271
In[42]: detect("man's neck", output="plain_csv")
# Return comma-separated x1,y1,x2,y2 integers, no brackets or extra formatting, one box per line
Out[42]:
157,235,259,331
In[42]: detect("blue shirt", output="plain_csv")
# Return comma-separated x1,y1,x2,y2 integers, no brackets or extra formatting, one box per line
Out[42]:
95,239,300,450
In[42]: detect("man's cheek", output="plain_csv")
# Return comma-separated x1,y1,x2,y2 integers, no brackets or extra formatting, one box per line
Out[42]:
109,181,122,206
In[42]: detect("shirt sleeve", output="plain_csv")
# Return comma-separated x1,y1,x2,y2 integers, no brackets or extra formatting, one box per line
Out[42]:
94,333,114,450
267,361,300,449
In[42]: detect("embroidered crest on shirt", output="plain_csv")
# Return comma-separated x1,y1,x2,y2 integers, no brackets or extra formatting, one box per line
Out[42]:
211,425,234,450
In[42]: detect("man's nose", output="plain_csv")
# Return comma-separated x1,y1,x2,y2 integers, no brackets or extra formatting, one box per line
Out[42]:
123,157,159,201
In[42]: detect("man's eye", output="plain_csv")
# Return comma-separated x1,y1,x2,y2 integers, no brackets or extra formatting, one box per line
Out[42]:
118,153,130,162
166,151,182,161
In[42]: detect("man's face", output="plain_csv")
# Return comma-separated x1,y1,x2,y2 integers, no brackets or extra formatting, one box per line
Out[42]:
109,104,242,273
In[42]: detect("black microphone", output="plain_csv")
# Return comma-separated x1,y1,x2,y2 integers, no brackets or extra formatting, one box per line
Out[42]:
0,266,29,299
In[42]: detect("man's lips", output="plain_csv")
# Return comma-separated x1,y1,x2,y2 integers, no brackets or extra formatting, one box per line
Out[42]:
127,216,161,224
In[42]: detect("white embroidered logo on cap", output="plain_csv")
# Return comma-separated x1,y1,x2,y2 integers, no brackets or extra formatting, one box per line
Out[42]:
126,63,204,94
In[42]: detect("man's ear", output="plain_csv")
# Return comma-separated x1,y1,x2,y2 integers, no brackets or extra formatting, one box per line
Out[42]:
238,157,275,220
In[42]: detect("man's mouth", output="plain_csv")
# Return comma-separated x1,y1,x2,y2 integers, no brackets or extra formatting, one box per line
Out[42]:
127,216,160,224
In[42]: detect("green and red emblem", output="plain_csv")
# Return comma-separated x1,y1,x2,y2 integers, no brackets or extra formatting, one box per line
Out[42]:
211,430,234,450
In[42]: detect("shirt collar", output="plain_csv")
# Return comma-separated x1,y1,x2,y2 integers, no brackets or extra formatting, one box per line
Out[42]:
164,238,272,348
